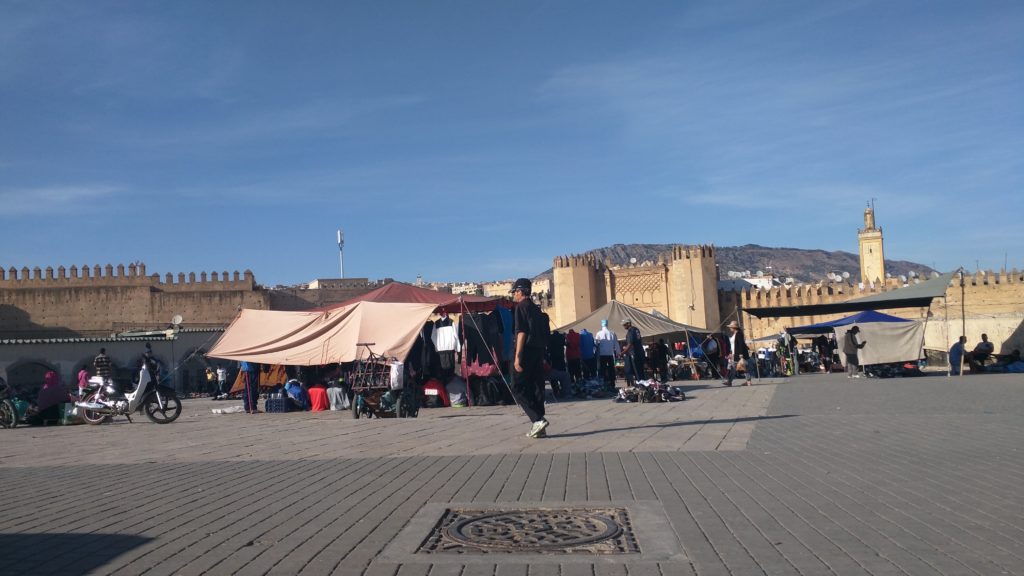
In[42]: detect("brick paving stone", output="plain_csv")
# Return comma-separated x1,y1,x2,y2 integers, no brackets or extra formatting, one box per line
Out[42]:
494,565,527,576
2,374,1023,575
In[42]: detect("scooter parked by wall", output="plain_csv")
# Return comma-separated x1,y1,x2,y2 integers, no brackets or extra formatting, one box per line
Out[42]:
76,365,181,424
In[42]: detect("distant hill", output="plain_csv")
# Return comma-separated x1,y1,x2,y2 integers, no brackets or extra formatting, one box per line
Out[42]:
536,244,935,285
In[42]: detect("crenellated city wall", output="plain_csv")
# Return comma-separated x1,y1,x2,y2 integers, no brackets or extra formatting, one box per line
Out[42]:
551,245,721,329
0,263,256,291
729,269,1024,354
0,263,267,338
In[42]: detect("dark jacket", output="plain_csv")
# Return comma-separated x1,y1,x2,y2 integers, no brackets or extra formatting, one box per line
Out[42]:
726,329,750,360
843,330,866,355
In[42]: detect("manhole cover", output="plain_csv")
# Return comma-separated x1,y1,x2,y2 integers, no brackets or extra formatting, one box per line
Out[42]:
418,507,639,555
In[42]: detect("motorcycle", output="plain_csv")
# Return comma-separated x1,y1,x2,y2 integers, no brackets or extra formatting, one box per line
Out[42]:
76,365,182,425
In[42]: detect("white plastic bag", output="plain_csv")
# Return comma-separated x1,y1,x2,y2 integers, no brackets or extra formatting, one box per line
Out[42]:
389,362,404,390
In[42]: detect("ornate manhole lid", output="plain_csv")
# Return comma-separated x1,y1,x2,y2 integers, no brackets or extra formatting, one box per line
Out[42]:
418,507,639,555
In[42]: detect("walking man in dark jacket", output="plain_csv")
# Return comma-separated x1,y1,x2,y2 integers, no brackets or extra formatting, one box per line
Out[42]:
724,320,751,386
511,278,549,439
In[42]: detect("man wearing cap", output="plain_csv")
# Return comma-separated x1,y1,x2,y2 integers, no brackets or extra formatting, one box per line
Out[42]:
724,320,751,386
511,278,549,438
621,318,646,386
595,319,621,390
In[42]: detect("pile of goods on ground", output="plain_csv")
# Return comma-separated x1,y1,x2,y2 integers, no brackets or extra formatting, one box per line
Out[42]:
616,380,687,403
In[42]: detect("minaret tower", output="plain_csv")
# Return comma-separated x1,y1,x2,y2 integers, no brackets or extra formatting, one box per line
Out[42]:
858,201,885,285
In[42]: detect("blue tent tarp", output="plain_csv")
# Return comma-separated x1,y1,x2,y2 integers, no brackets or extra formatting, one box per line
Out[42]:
787,310,910,337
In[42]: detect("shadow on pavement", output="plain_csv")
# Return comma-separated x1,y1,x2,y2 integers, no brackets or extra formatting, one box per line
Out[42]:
549,414,797,438
0,533,152,574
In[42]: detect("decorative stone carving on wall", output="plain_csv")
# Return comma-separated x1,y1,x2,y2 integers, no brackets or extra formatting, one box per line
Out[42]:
613,272,663,305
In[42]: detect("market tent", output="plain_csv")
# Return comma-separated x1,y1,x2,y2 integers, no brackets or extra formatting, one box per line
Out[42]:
833,321,925,365
786,310,911,338
784,309,924,365
319,281,503,313
743,271,956,318
556,300,711,340
207,301,437,365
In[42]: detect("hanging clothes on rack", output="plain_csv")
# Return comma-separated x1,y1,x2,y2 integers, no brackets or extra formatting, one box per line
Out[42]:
408,321,440,381
433,313,460,379
460,312,496,365
547,330,567,371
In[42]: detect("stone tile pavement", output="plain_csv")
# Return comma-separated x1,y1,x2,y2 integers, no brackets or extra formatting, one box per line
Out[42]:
1,373,1022,575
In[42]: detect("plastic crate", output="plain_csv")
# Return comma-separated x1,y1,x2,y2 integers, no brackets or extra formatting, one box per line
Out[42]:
265,397,288,413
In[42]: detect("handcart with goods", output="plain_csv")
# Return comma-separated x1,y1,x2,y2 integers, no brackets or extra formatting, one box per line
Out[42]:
348,343,419,419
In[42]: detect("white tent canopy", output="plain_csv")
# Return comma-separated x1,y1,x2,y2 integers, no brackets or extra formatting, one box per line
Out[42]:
207,301,437,366
834,322,926,366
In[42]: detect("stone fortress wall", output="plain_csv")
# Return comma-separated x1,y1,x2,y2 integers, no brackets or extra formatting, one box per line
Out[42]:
0,263,397,340
551,245,720,331
726,270,1024,354
548,204,1024,356
0,263,267,338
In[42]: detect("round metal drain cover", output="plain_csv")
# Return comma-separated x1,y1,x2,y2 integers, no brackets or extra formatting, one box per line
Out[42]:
446,510,621,551
419,507,640,555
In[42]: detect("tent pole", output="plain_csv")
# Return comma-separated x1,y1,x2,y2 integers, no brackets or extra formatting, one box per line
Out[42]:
959,268,965,378
944,293,951,377
960,268,966,340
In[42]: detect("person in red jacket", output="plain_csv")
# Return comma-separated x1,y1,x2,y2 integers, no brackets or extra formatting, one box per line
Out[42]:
565,329,582,383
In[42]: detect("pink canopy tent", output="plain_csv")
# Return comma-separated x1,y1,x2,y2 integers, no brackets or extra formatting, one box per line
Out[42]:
317,281,507,314
207,301,437,366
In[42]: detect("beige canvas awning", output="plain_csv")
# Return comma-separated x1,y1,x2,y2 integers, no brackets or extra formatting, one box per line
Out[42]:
555,300,711,340
207,301,437,366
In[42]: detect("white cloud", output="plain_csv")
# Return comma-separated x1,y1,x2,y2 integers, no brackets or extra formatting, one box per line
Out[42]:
0,185,121,216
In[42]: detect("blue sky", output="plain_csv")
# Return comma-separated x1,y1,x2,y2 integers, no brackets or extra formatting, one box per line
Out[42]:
1,0,1021,286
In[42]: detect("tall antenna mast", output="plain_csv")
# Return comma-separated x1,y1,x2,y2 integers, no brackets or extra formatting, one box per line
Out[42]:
337,229,345,279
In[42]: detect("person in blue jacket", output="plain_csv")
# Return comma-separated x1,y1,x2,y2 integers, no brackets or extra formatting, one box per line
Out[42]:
579,328,596,380
949,336,967,375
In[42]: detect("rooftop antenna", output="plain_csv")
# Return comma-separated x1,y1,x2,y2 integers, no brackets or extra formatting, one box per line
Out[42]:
336,229,345,279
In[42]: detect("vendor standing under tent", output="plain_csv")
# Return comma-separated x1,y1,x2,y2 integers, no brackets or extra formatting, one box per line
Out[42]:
595,319,621,390
621,318,645,386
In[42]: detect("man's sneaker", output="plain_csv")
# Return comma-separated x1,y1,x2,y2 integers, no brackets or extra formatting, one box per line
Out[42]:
534,429,547,438
528,419,549,438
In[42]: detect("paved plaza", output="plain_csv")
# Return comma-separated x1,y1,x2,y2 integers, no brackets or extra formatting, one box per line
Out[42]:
2,373,1022,575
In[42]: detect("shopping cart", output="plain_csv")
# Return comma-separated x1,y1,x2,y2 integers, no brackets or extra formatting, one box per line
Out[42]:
347,343,418,419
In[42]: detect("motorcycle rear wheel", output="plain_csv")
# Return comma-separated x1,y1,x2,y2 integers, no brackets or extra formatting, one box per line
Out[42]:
144,393,181,424
81,393,111,425
0,399,17,429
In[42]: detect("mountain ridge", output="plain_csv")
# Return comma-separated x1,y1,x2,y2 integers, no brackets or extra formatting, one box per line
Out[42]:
535,243,935,285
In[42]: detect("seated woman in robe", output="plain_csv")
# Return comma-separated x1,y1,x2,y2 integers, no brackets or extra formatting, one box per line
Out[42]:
26,371,70,425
